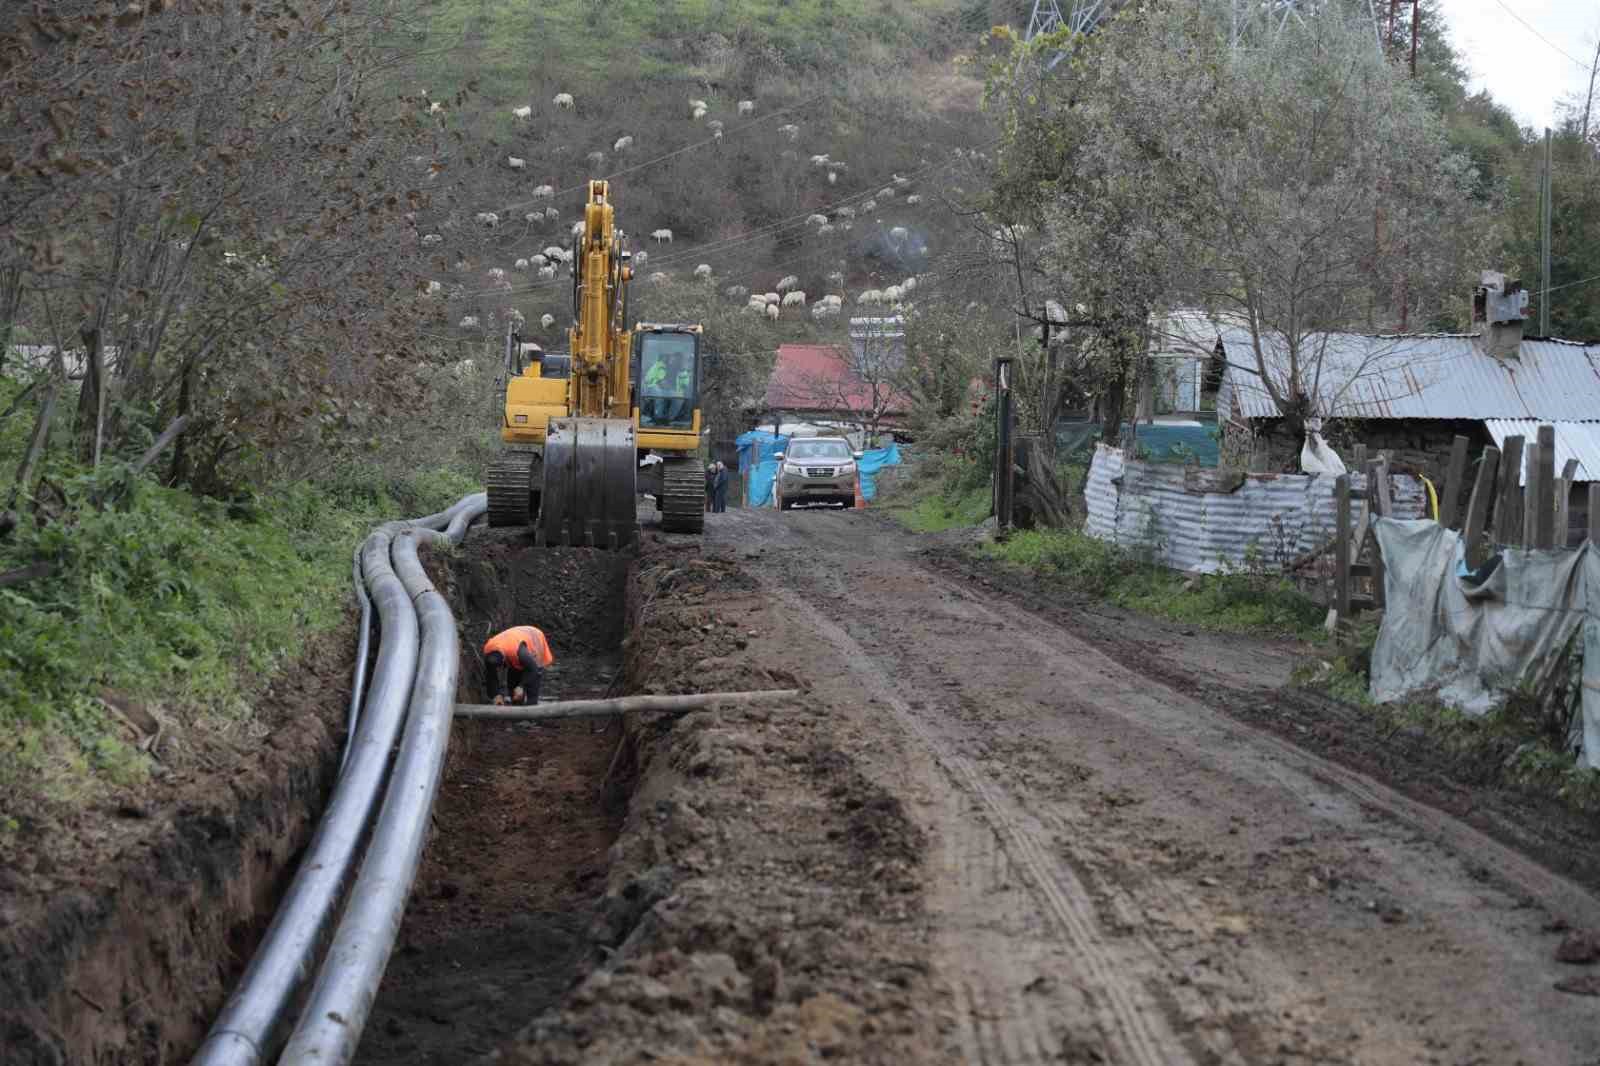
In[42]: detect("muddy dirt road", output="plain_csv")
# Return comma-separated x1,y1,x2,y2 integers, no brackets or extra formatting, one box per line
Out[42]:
709,505,1600,1065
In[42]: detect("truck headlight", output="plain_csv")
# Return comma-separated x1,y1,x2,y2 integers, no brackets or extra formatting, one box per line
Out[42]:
783,463,805,474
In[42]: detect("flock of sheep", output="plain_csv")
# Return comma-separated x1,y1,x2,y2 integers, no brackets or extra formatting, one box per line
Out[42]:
423,90,933,334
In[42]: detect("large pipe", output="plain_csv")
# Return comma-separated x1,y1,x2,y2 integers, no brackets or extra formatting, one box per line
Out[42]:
192,527,424,1066
277,500,482,1064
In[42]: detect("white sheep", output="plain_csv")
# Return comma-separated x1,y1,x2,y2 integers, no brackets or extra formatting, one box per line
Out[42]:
764,303,779,321
748,295,767,310
556,248,573,264
649,271,669,284
532,254,549,267
508,156,526,170
514,259,530,270
572,221,585,237
878,187,894,199
513,105,532,120
421,233,442,246
905,194,922,206
538,265,556,279
712,128,723,141
822,293,844,307
826,271,844,287
782,291,807,308
532,184,554,199
586,150,605,168
883,284,902,302
762,291,781,305
694,263,713,279
459,315,479,329
893,174,910,187
475,212,499,226
827,171,838,185
816,224,835,236
809,154,831,167
544,206,559,221
553,92,574,109
737,100,754,116
524,212,540,223
806,213,828,226
650,228,673,244
541,313,556,329
633,251,648,268
689,98,708,112
776,275,799,292
613,135,633,152
692,106,707,120
707,119,724,133
429,101,444,114
836,205,856,220
901,276,917,293
542,245,563,259
857,289,881,305
889,226,909,242
779,124,799,140
426,280,442,294
725,285,749,298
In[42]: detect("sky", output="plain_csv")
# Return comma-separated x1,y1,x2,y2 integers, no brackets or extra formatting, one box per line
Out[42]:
1438,0,1598,130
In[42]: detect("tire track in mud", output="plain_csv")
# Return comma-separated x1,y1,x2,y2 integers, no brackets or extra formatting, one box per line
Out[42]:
770,585,1193,1066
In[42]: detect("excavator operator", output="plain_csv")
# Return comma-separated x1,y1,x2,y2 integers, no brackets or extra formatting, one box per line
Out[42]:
482,625,555,706
641,348,694,427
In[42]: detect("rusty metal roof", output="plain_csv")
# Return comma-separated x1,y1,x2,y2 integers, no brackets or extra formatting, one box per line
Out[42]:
1484,420,1600,484
1218,330,1600,422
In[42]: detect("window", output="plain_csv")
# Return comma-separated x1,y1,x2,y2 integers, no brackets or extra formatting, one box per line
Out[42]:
638,333,698,429
787,439,851,460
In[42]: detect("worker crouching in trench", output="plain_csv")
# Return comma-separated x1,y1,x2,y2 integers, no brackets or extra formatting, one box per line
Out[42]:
482,625,556,705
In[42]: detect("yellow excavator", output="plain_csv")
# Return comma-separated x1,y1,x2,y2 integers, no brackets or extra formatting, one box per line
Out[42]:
487,180,706,545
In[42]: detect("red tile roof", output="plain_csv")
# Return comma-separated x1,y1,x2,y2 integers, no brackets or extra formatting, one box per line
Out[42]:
764,344,911,416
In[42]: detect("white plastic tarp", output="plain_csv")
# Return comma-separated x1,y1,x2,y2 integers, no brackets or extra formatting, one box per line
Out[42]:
1368,519,1599,767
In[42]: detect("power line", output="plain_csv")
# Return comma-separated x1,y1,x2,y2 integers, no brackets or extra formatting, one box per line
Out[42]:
1541,271,1600,296
1488,0,1590,70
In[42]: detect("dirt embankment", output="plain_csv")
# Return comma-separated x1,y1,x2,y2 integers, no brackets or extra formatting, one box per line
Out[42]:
0,621,355,1065
490,532,948,1064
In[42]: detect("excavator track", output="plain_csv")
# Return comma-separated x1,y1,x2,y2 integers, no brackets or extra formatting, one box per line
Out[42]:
486,447,539,528
659,456,706,533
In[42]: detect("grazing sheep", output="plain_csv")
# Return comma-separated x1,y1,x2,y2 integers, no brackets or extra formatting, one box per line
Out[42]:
762,292,781,305
857,289,881,305
806,213,828,226
459,315,479,328
827,171,838,185
689,98,708,112
538,265,556,280
737,100,754,116
572,221,585,237
542,245,563,259
826,271,844,287
901,277,917,293
586,150,605,168
694,263,712,279
725,285,749,298
889,226,909,241
748,300,766,314
893,174,910,187
513,105,532,120
707,119,724,133
634,251,648,267
613,135,633,152
421,233,442,246
650,228,673,244
541,313,556,329
524,212,540,223
779,123,799,140
426,280,443,294
545,206,559,221
861,199,876,212
649,271,669,284
764,303,779,321
429,101,444,114
816,224,835,236
553,92,574,109
514,259,530,270
878,187,894,199
776,275,799,292
905,194,922,205
836,205,856,220
508,156,526,170
781,291,807,308
883,285,902,302
692,106,707,120
822,293,844,307
809,154,831,167
532,184,554,199
475,212,499,226
531,253,549,266
713,128,724,140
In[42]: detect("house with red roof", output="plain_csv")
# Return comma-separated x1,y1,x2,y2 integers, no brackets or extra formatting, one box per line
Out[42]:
759,341,912,442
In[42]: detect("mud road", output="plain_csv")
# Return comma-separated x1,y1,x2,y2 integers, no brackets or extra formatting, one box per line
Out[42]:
704,504,1600,1065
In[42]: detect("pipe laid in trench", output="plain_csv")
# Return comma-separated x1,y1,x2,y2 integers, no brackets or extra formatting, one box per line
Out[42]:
191,494,482,1066
452,688,802,720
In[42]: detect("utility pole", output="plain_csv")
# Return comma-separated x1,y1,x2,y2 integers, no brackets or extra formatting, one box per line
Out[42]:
994,354,1015,532
1540,127,1553,337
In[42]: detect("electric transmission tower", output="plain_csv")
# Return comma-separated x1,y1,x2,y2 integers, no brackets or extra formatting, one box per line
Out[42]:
1025,0,1112,68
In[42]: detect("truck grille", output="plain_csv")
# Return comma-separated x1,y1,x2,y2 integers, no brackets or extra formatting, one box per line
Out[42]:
804,467,836,478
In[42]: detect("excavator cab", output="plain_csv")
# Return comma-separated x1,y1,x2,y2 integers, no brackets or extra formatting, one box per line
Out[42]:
634,327,701,430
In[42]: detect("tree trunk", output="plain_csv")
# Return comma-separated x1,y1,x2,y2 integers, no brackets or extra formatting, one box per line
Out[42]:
75,327,103,465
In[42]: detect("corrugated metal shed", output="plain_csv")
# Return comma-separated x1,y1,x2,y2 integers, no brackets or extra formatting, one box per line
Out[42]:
1484,420,1600,484
1084,444,1425,574
1219,330,1600,422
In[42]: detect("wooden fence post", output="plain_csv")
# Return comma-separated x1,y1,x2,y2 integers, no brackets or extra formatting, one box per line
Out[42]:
1367,459,1389,609
1554,459,1579,549
1335,474,1352,631
1589,483,1600,546
1534,425,1556,548
1462,446,1500,567
1496,435,1524,547
1440,435,1469,528
1522,440,1540,547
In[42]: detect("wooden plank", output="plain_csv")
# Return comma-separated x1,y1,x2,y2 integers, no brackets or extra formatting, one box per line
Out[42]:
1353,443,1367,470
1335,474,1352,628
1523,441,1541,547
1439,435,1470,528
1534,425,1556,548
1462,446,1500,567
1555,459,1579,549
1367,459,1387,608
1589,483,1600,546
1496,435,1524,546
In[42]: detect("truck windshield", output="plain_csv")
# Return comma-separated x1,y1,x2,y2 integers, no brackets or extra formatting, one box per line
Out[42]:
638,333,697,429
787,440,851,460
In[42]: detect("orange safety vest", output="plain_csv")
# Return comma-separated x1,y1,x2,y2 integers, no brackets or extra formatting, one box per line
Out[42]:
482,625,554,668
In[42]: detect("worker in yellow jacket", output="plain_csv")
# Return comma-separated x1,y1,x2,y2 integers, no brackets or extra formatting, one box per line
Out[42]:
482,625,555,705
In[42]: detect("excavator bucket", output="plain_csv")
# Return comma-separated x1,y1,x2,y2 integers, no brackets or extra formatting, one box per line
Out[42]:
540,417,639,549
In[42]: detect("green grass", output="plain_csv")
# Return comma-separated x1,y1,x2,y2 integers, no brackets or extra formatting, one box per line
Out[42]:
890,481,990,532
0,444,479,814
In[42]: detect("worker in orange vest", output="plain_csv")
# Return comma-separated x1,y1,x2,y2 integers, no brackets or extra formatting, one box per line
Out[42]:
482,625,555,705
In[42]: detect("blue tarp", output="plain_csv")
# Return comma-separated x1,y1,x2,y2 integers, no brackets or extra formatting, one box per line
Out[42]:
734,432,902,506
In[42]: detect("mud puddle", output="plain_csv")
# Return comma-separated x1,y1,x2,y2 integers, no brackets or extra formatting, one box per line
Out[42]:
354,531,631,1065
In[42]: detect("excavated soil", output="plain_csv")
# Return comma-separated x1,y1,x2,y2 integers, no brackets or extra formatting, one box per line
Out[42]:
0,617,355,1065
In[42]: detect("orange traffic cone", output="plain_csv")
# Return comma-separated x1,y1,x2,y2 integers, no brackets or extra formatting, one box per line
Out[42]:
854,474,866,509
